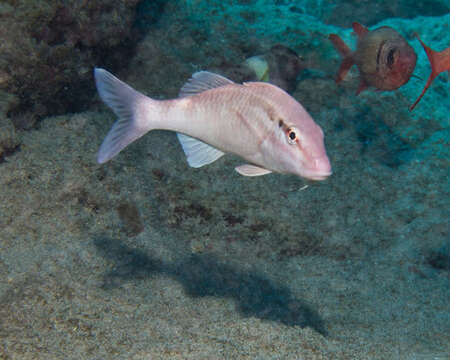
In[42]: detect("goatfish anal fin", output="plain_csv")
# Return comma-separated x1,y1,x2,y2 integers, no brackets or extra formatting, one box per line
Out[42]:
177,133,225,168
410,33,450,111
235,164,272,176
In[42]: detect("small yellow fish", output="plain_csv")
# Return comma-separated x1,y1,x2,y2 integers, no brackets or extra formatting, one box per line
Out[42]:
94,69,331,180
245,55,270,82
244,44,305,93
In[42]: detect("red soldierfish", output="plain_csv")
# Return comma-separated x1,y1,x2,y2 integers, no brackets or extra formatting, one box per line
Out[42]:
329,22,417,94
94,69,332,181
409,34,450,111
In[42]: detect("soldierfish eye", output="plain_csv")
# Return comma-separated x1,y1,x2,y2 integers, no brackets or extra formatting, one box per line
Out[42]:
387,48,396,68
286,127,300,145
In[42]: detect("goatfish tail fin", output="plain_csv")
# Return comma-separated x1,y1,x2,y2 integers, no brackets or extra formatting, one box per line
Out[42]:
94,68,158,163
329,34,355,83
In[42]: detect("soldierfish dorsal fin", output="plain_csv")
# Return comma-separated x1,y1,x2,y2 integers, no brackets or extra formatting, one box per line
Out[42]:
178,71,235,97
329,34,355,83
352,22,369,38
410,34,450,111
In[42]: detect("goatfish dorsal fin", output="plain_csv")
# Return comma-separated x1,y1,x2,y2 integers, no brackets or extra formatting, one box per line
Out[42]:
178,71,235,97
235,164,272,176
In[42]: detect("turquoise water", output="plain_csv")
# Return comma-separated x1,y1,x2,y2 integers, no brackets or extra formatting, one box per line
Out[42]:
0,1,448,358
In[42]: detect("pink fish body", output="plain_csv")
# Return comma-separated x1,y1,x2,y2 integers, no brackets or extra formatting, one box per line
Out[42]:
94,69,331,181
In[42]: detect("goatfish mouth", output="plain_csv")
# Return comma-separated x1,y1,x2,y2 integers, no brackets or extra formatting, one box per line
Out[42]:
310,173,332,181
300,157,333,181
304,170,333,181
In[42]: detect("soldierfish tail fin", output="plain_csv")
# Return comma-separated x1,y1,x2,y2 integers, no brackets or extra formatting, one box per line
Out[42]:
410,34,450,111
94,68,156,163
329,34,355,83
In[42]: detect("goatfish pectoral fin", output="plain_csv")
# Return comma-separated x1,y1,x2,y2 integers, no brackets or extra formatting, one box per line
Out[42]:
235,164,273,176
94,68,157,164
177,133,225,168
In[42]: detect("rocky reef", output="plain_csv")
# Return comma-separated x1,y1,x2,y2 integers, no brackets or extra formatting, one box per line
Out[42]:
0,0,142,128
0,1,448,359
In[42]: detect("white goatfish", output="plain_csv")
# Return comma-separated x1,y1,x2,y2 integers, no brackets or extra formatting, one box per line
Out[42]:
94,68,332,180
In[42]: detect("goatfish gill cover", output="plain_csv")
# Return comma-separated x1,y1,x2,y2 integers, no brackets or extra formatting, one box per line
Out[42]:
329,22,417,94
94,69,332,181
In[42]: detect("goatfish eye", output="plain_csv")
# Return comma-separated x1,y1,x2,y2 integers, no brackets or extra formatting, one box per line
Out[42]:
286,127,300,145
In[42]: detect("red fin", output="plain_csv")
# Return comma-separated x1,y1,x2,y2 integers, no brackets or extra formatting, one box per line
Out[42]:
410,33,450,111
356,79,369,95
329,34,354,83
352,22,369,38
329,34,352,58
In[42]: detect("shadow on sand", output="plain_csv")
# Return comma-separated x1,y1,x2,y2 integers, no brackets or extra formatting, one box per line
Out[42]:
94,236,327,336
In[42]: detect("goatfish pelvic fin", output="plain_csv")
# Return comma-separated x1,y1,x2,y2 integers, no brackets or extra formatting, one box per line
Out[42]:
235,164,273,176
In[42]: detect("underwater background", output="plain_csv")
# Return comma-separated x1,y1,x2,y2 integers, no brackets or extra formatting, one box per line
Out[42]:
0,0,449,359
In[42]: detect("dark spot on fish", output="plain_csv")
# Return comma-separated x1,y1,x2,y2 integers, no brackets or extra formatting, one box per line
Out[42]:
265,107,276,122
278,119,284,128
116,201,144,237
387,48,396,68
